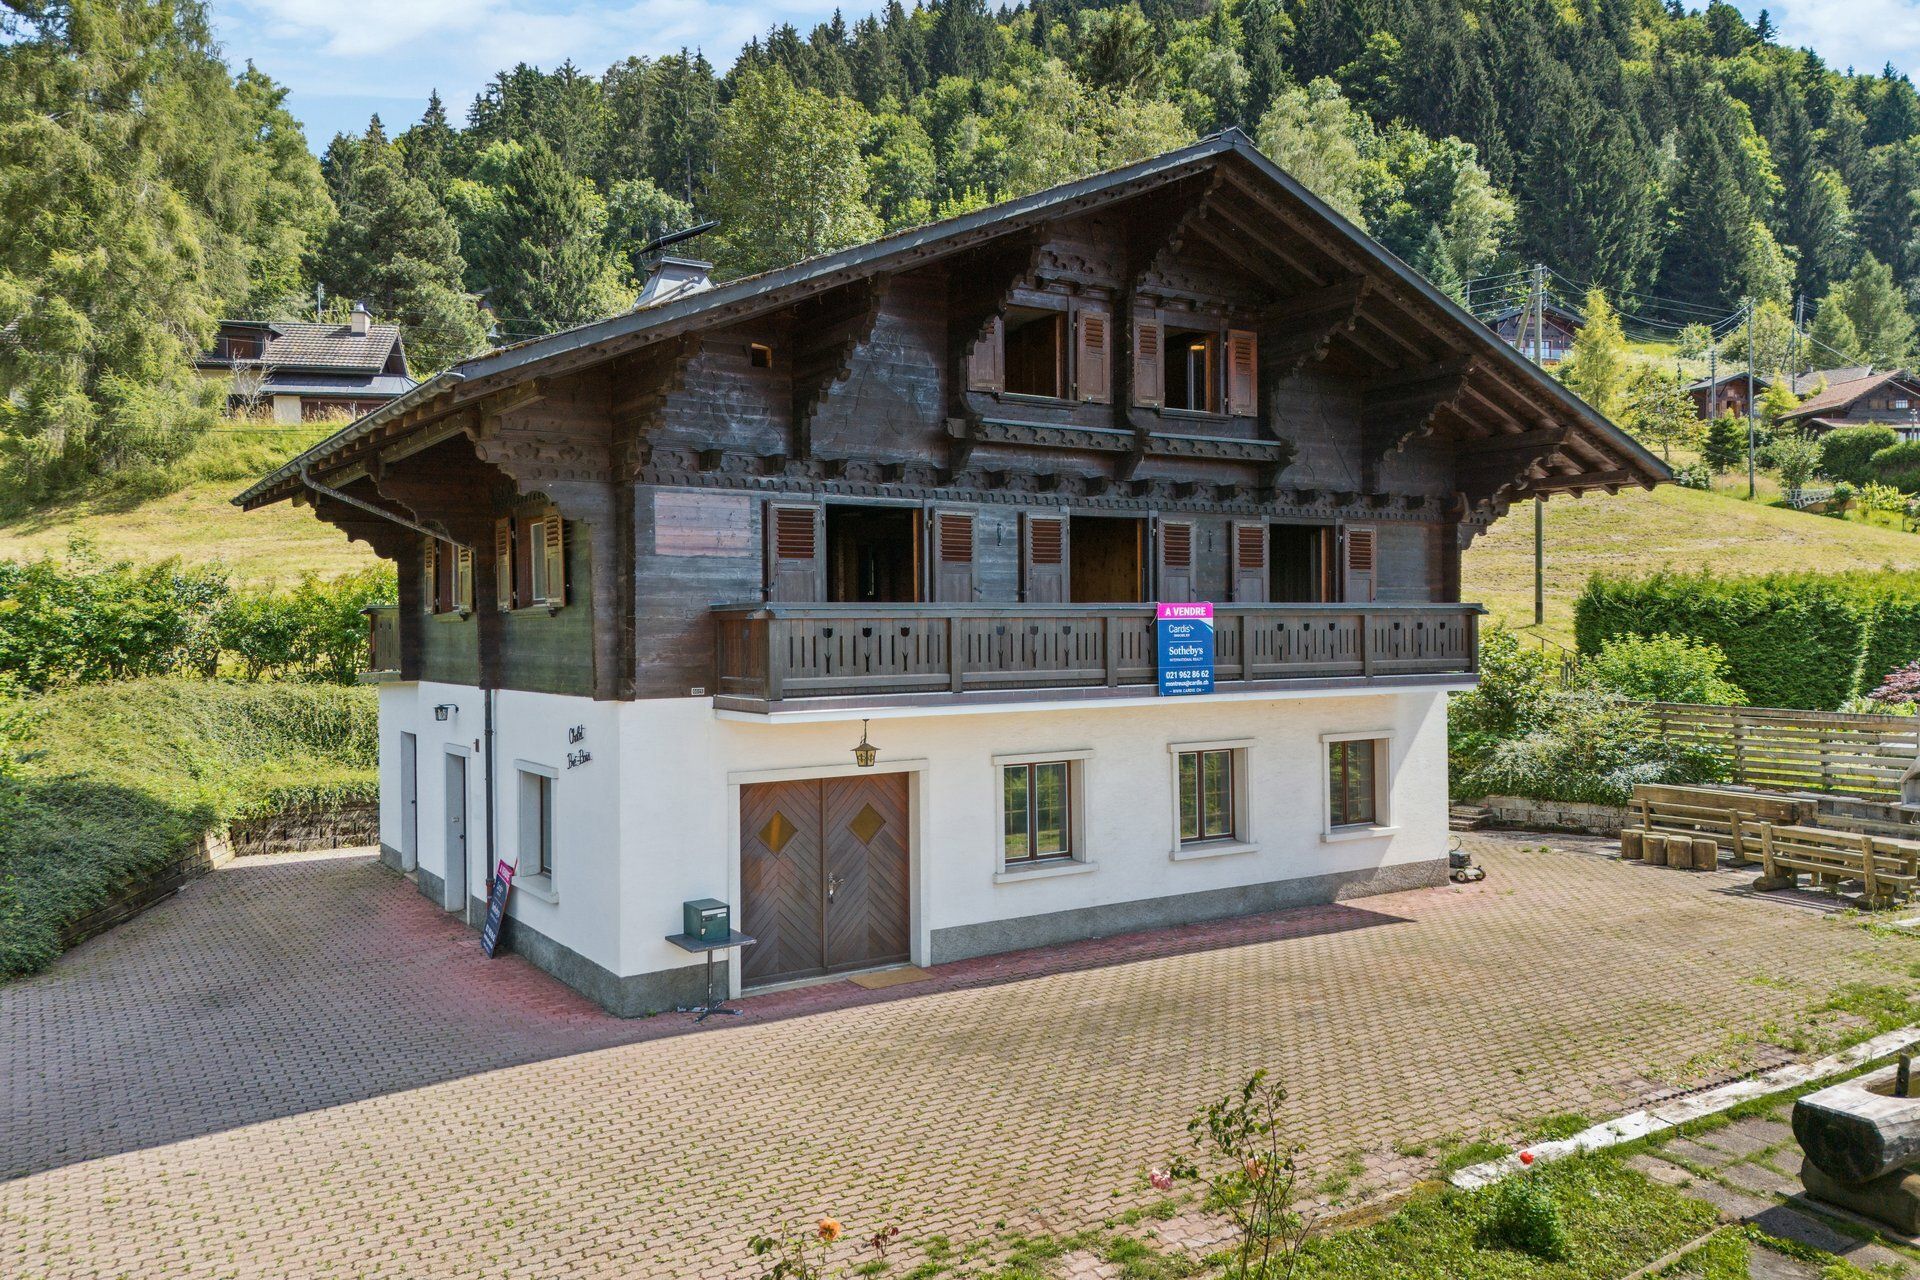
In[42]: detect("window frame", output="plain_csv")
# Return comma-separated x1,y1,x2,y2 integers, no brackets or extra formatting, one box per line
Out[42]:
499,508,567,615
1162,324,1222,414
1319,730,1397,842
426,537,471,618
515,761,559,899
992,749,1092,877
1000,303,1070,401
1166,738,1255,859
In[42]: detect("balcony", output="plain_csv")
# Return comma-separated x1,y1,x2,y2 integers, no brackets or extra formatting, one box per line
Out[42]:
361,604,401,682
712,602,1480,714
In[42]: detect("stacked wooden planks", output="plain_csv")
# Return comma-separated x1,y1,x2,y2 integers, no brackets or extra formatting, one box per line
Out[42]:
1644,703,1919,800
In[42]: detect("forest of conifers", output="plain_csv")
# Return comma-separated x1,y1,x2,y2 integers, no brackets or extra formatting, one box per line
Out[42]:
4,0,1920,496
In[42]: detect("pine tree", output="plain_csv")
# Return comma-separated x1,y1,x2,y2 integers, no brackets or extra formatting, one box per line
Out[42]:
314,141,485,372
1237,0,1293,125
1658,106,1759,310
460,138,628,331
929,0,994,81
647,51,720,204
1773,91,1853,298
1518,75,1656,296
1558,290,1630,420
1860,141,1920,286
398,90,458,186
1836,254,1917,366
233,63,334,313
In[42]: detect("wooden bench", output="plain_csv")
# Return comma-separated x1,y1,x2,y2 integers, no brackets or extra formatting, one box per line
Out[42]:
1623,784,1816,868
1756,824,1920,904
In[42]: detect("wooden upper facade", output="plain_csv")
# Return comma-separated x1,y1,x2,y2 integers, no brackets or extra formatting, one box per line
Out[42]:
239,132,1667,709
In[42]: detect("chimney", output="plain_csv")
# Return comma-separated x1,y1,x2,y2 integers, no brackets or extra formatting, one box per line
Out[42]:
635,257,714,309
349,301,371,337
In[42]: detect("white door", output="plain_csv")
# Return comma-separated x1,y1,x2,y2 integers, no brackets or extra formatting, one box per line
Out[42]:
443,753,467,911
399,732,418,871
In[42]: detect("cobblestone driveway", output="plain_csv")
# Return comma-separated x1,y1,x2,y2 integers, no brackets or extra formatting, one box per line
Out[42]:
2,835,1913,1279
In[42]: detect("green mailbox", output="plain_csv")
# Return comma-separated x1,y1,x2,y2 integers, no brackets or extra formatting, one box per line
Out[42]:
683,898,730,944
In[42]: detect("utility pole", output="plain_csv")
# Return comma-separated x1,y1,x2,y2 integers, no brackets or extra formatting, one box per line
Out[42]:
1791,293,1804,382
1745,296,1758,500
1530,262,1546,628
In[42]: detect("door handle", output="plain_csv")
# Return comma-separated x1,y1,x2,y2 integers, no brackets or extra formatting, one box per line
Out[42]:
826,874,843,902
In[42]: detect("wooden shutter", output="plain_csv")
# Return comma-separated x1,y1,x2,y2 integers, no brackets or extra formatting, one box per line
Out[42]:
1157,519,1195,603
1076,304,1111,404
540,516,566,607
1231,520,1269,603
1342,525,1377,603
931,508,976,602
766,502,824,602
494,519,514,611
1133,319,1163,407
1021,511,1069,603
455,545,475,613
1226,328,1258,417
966,315,1004,392
422,537,438,613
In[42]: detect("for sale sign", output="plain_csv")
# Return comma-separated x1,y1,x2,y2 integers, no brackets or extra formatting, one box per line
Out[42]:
1156,602,1216,696
480,860,515,958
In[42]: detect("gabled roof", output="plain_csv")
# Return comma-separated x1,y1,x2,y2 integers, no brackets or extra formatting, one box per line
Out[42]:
202,320,407,375
235,129,1667,510
1779,369,1915,421
1485,300,1586,328
1685,370,1775,394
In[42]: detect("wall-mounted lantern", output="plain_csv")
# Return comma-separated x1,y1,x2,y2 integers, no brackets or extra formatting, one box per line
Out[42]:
434,704,457,722
852,719,878,768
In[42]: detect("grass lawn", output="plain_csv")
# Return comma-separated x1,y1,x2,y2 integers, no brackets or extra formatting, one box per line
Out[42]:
1463,483,1920,647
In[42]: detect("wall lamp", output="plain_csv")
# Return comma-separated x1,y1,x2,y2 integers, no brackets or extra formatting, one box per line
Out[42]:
434,704,457,722
852,719,878,768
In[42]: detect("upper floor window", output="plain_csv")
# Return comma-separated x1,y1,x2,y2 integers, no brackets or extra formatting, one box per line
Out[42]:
425,538,472,616
1165,328,1219,413
967,302,1111,403
1133,320,1257,416
494,511,568,612
1004,308,1066,398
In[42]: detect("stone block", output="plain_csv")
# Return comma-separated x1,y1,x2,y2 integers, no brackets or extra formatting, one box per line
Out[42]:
1801,1160,1920,1236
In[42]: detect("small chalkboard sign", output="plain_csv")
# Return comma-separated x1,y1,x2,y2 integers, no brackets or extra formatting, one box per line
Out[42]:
480,860,515,958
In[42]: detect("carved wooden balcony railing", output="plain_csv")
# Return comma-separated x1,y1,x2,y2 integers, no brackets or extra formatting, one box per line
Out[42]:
362,604,401,682
712,602,1480,712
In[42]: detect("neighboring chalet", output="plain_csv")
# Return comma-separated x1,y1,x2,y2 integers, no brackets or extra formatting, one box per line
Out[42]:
1487,300,1584,363
237,132,1667,1015
1777,368,1920,439
1686,366,1873,421
198,303,415,422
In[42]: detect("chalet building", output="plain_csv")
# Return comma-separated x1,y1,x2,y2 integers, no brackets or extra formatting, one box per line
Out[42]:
198,304,415,422
238,132,1666,1016
1686,366,1873,421
1486,300,1583,364
1776,368,1920,439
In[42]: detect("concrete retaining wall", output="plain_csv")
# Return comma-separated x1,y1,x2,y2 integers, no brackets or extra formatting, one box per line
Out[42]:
1482,794,1630,835
229,802,379,856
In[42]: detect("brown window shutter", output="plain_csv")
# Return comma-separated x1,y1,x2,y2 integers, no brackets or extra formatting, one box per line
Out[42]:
1020,512,1069,603
1133,319,1163,407
1232,520,1269,603
1076,305,1110,403
1226,328,1258,417
932,509,976,602
541,515,566,607
455,546,474,612
966,315,1004,392
422,537,438,614
494,519,514,611
766,502,824,602
1158,519,1195,602
1343,525,1377,603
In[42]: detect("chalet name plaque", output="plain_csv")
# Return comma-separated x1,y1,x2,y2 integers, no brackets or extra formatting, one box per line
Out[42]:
653,491,753,557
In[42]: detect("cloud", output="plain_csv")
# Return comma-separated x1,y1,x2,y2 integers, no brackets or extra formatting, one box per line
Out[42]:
1729,1,1918,77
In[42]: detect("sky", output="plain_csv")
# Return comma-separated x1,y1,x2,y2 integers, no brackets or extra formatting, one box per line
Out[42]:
204,0,1920,150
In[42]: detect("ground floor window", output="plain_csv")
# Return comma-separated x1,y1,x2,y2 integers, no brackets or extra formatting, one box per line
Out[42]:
518,767,554,879
1321,733,1392,835
1002,761,1072,863
1177,748,1235,843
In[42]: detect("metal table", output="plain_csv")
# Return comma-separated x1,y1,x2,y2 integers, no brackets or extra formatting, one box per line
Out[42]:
663,930,757,1021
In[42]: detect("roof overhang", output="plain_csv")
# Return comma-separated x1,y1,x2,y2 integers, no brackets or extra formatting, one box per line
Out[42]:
235,129,1668,511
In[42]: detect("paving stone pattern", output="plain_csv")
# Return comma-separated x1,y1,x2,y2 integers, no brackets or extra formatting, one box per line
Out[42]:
1,835,1913,1279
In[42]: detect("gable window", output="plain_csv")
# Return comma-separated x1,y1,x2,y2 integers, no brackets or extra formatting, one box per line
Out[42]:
424,537,472,616
495,511,568,612
1165,328,1219,413
1321,732,1396,840
1003,307,1066,398
748,342,774,369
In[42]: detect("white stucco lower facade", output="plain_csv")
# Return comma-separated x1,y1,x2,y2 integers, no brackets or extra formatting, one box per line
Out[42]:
377,681,1459,1015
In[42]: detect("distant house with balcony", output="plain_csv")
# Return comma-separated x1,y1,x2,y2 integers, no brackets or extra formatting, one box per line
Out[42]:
1486,300,1584,363
1685,366,1873,421
1776,368,1920,439
237,131,1668,1017
198,304,414,423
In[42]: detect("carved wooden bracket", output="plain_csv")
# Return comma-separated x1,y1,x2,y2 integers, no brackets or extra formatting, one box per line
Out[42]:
1360,357,1473,489
944,233,1047,473
1255,276,1371,379
469,373,614,499
791,276,886,458
305,485,419,560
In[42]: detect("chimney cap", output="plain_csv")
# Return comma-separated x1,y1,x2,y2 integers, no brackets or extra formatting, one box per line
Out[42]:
349,301,371,335
636,257,714,309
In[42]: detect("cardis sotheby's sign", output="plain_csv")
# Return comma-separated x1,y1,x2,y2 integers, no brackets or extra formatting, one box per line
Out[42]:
1156,601,1215,695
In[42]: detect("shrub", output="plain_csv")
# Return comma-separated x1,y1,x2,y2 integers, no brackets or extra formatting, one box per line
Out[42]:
1859,480,1906,513
1480,1175,1569,1261
1770,429,1823,495
1583,633,1746,705
1455,687,1727,806
1871,439,1920,492
1574,569,1920,709
1870,660,1920,705
1671,459,1712,490
1702,414,1746,473
1159,1070,1312,1280
1819,424,1900,485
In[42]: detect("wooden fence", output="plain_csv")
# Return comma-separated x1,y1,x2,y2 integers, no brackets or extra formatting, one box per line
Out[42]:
1643,702,1919,800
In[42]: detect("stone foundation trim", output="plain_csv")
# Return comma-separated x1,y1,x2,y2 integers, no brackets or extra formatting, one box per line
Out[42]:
928,857,1447,965
1481,794,1631,836
460,895,710,1018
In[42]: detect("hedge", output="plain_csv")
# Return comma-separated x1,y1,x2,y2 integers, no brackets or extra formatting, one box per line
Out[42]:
1574,569,1920,709
0,679,377,979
